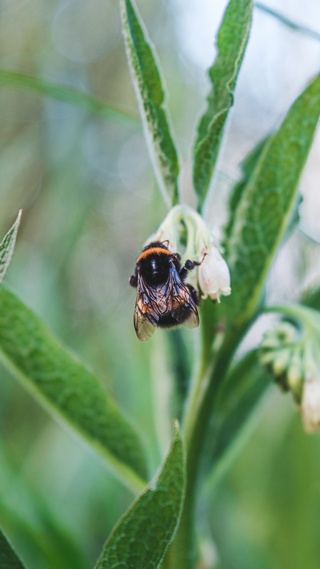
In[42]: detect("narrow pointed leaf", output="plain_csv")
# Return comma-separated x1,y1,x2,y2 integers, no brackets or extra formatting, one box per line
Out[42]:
0,211,22,285
0,529,27,569
0,446,90,569
120,0,180,206
193,0,252,211
95,423,185,569
0,70,138,124
224,74,320,332
184,74,320,491
0,287,148,493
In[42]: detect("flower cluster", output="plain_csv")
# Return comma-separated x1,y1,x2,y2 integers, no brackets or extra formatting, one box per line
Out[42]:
260,308,320,434
149,205,231,302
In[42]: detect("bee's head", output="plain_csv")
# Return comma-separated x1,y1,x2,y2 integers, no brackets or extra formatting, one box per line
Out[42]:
142,240,170,253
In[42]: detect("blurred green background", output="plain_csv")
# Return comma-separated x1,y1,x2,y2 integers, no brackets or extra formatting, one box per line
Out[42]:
0,0,320,568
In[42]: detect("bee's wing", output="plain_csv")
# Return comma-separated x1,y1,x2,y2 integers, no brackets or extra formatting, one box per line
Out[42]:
133,277,159,341
181,307,199,328
133,268,199,339
134,302,156,341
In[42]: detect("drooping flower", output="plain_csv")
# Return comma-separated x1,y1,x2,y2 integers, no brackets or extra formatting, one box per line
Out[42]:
198,242,231,302
260,305,320,434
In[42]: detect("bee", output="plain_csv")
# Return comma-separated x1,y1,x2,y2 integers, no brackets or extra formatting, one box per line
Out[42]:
129,241,202,341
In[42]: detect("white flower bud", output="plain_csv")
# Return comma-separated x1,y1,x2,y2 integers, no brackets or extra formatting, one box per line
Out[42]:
273,349,291,376
301,378,320,434
198,243,231,302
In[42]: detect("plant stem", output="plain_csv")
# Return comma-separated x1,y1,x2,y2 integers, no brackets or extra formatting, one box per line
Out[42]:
162,485,197,569
164,329,237,568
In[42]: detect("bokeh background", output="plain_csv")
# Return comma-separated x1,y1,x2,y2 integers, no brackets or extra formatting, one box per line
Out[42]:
0,0,320,568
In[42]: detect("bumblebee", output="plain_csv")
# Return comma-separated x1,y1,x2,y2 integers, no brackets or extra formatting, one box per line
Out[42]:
129,241,202,341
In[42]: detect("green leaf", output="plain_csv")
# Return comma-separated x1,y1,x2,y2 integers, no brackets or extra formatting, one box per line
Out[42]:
223,138,269,247
185,68,320,501
193,0,252,211
224,134,302,259
120,0,180,207
0,445,90,569
207,350,271,484
300,287,320,311
224,73,320,333
0,286,148,493
94,422,185,569
0,529,27,569
0,211,22,286
0,70,138,124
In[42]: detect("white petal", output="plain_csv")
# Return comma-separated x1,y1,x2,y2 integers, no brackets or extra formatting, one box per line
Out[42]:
198,245,231,301
301,378,320,433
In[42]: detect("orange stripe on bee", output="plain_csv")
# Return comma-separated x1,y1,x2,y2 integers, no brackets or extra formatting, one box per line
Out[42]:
137,247,172,262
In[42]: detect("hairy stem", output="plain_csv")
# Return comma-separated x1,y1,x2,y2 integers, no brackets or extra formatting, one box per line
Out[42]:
164,287,261,567
165,327,238,568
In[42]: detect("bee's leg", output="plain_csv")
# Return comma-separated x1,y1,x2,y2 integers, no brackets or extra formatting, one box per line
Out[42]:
179,260,196,280
129,272,138,287
179,254,206,279
186,284,200,305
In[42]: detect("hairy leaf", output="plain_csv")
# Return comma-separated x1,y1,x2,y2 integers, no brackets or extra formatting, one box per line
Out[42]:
189,76,320,489
0,287,148,492
0,529,26,569
223,138,269,247
120,0,180,206
224,74,320,332
95,423,185,569
193,0,252,211
0,211,21,285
